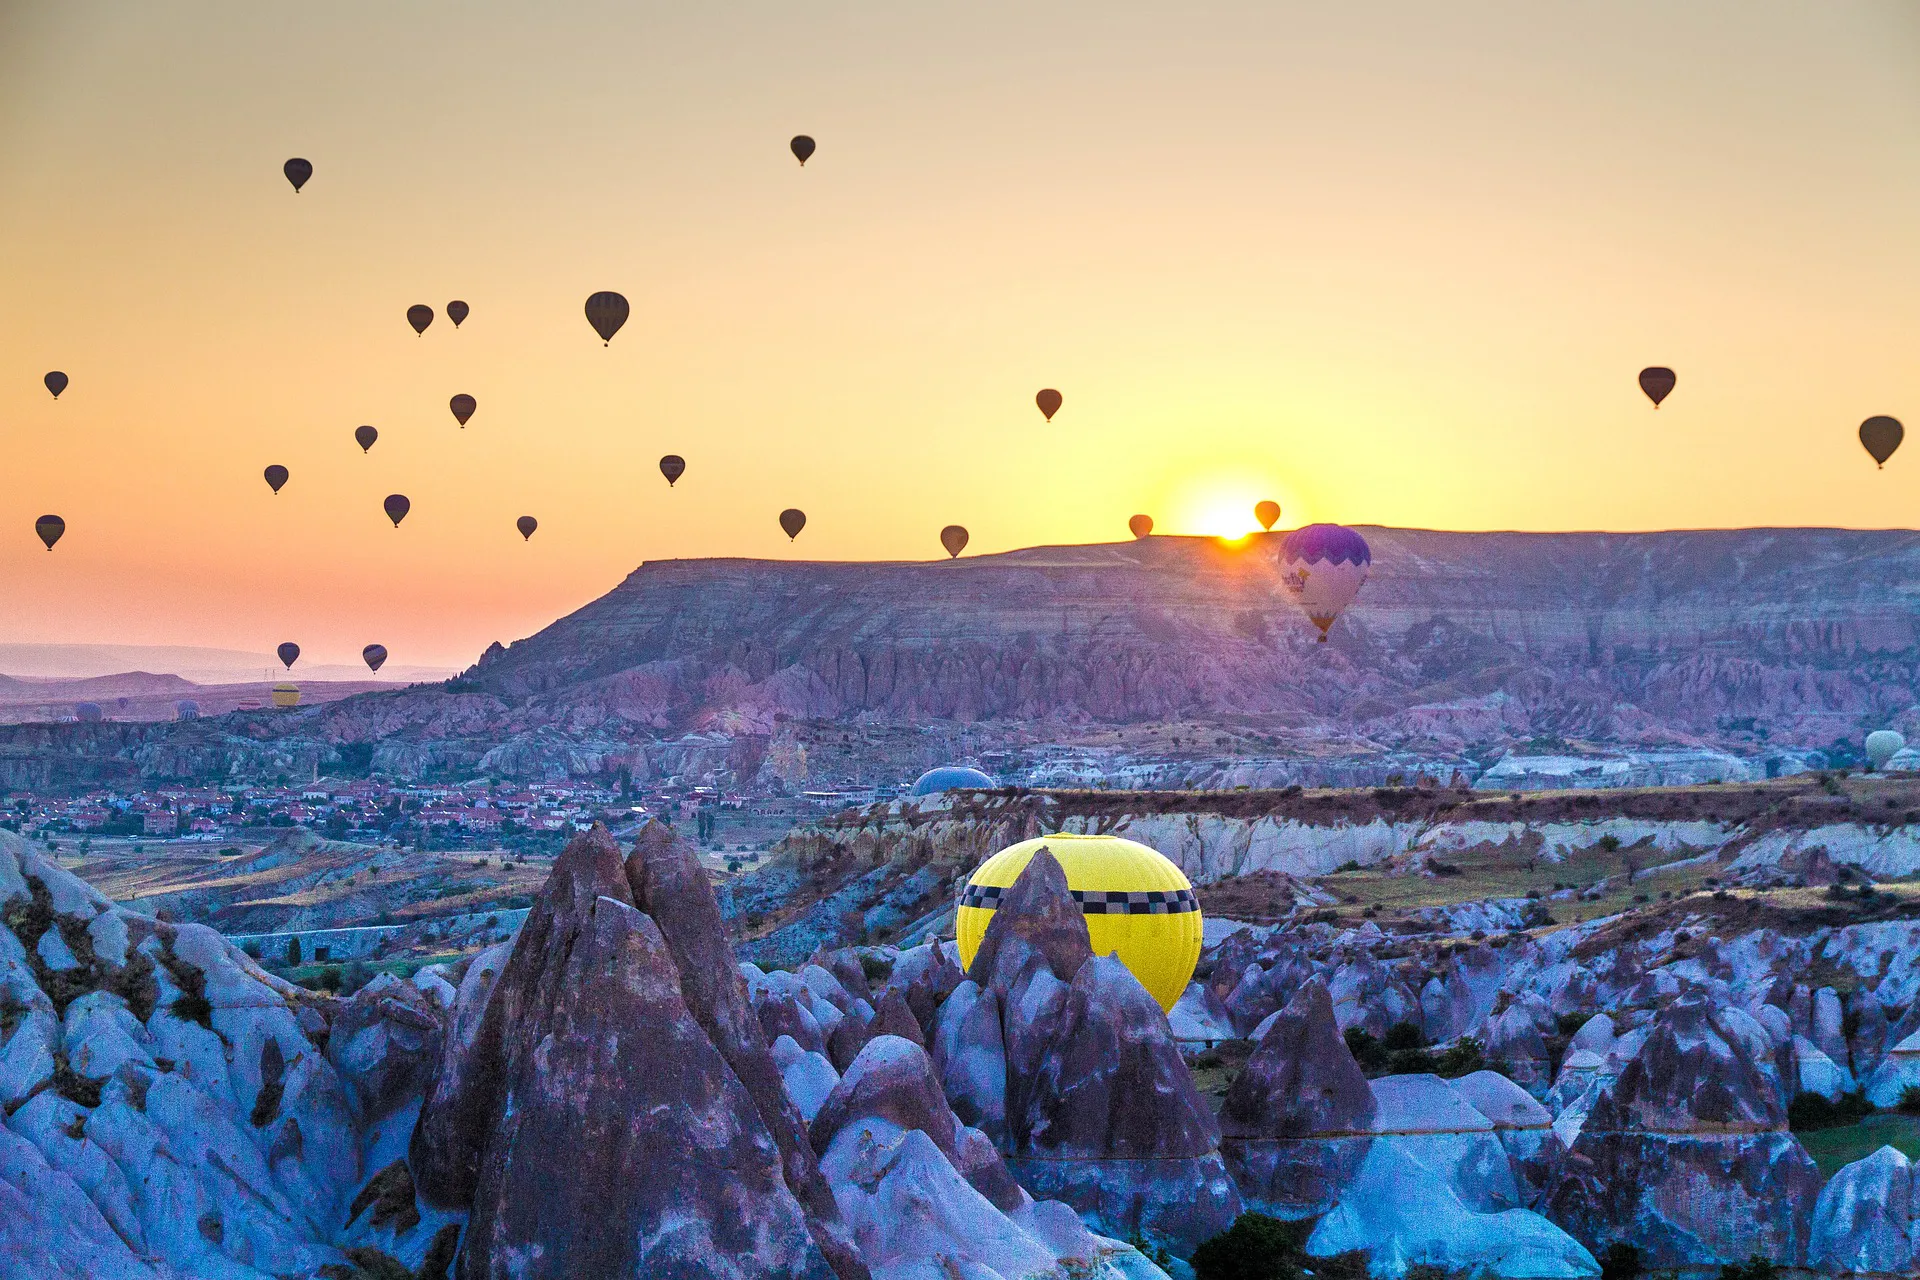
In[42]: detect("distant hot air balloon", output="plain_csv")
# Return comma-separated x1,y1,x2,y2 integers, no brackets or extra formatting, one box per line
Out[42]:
175,700,199,721
585,291,629,345
1254,500,1281,532
790,135,816,166
362,644,387,673
35,515,64,551
354,425,378,453
407,304,433,336
277,642,300,670
450,394,476,427
517,516,537,541
447,300,469,328
779,508,807,541
1639,367,1676,408
74,702,103,724
1867,730,1906,771
1129,514,1153,539
271,683,301,709
1036,389,1063,422
1279,523,1372,643
283,158,312,192
384,494,410,527
940,525,969,558
1861,416,1903,469
264,465,289,494
43,371,67,400
659,455,686,487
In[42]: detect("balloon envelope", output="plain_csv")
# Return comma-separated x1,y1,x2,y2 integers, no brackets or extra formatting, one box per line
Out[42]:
779,508,806,540
43,371,67,399
447,300,469,327
1861,416,1903,468
1639,367,1676,408
264,465,289,494
1128,514,1153,539
271,683,301,709
910,766,996,796
1036,388,1063,421
406,304,433,335
790,135,816,165
517,516,537,540
35,515,64,551
277,642,300,670
354,425,378,453
1254,500,1281,532
1867,730,1906,771
450,394,476,427
585,291,629,345
940,525,969,558
283,158,311,192
659,455,686,486
384,494,410,526
1279,523,1372,642
362,644,388,673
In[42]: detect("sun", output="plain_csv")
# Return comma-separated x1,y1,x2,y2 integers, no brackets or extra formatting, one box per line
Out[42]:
1196,499,1260,541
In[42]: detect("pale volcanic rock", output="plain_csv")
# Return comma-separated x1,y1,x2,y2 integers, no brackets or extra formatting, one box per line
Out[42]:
1368,1073,1522,1213
1809,1145,1918,1276
929,978,1008,1143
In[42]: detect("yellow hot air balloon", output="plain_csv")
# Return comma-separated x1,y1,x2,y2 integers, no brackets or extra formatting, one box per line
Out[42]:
271,683,301,709
955,832,1200,1012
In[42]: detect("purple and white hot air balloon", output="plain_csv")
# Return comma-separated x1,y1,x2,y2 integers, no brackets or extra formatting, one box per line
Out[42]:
1278,524,1371,643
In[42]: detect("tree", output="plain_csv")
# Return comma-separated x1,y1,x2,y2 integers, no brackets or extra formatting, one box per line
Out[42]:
283,936,302,967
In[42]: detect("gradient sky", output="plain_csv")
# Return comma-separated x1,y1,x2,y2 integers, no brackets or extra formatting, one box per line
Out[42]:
5,2,1920,670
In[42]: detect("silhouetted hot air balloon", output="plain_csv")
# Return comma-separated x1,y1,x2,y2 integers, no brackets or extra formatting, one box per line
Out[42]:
791,135,816,166
264,465,289,495
1861,416,1903,469
1036,389,1062,421
1255,500,1281,532
450,394,476,427
1129,514,1153,539
362,644,387,673
354,425,377,453
407,305,433,336
284,158,311,192
447,300,469,328
35,515,64,551
1279,524,1372,643
384,494,410,527
1639,367,1676,408
43,371,67,400
585,292,629,345
517,516,537,541
940,525,969,558
659,455,686,487
277,642,300,670
779,508,806,540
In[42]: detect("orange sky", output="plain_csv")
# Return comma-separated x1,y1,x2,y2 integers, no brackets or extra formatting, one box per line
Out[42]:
4,2,1920,669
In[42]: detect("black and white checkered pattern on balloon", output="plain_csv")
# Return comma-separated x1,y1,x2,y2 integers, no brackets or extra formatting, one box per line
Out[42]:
957,883,1197,915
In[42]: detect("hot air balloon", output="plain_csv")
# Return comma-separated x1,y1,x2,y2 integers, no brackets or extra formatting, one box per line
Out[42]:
74,702,103,724
447,300,469,328
354,425,378,453
407,304,433,336
956,833,1201,1012
384,494,410,527
264,465,289,494
779,508,806,541
283,158,312,192
1861,416,1903,469
940,525,969,559
175,700,199,721
1279,523,1371,643
35,515,64,550
450,394,476,427
362,644,387,673
1036,389,1063,421
1255,500,1281,532
659,455,686,487
517,516,537,541
1867,730,1906,771
585,291,629,345
277,642,300,670
790,135,816,166
1639,367,1676,408
1129,514,1153,539
911,766,996,796
271,683,301,709
43,371,67,400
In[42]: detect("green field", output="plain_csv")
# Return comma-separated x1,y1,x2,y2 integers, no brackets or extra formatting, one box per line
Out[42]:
1797,1114,1920,1176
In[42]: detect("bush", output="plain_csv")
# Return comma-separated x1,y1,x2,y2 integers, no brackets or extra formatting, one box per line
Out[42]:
1598,1241,1642,1280
1598,834,1622,853
1899,1085,1920,1115
1434,1037,1485,1078
1191,1212,1311,1280
1787,1089,1873,1131
1555,1011,1592,1037
1717,1257,1778,1280
1383,1022,1427,1052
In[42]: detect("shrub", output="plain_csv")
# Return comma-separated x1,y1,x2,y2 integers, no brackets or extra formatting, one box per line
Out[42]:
1899,1085,1920,1115
1434,1037,1485,1078
1343,1028,1389,1073
1383,1022,1427,1052
1598,834,1622,853
1718,1257,1778,1280
1191,1212,1311,1280
1336,860,1362,873
1556,1011,1592,1036
1787,1089,1873,1131
1598,1241,1642,1280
